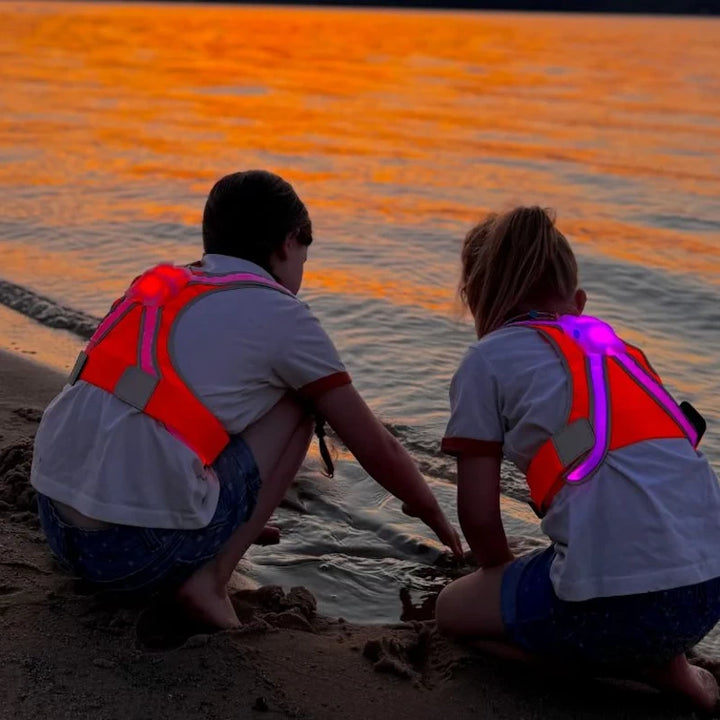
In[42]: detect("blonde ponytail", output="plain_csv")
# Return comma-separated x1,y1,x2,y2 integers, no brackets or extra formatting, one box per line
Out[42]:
459,207,577,337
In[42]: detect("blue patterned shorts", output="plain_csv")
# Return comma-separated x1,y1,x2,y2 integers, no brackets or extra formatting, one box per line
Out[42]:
501,546,720,668
37,434,261,596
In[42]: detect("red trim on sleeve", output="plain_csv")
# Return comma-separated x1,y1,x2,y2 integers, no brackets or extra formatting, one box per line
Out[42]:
298,371,352,400
441,437,503,458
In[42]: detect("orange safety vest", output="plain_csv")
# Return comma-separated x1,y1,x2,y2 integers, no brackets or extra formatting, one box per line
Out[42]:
67,263,294,466
521,315,701,516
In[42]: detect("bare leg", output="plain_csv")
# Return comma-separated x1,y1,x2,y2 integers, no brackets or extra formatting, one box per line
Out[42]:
435,564,512,638
177,395,313,628
437,571,719,712
465,646,718,712
434,564,543,665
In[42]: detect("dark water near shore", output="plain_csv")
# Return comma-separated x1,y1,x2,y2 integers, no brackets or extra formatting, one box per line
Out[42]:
1,2,719,652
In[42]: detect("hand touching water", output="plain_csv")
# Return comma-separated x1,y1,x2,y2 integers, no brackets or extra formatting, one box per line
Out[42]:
402,501,463,558
314,385,464,558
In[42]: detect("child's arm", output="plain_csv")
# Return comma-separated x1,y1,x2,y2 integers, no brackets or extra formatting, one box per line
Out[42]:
457,455,513,568
316,384,463,557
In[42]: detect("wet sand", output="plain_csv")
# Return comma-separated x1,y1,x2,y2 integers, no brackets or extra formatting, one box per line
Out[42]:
1,348,718,720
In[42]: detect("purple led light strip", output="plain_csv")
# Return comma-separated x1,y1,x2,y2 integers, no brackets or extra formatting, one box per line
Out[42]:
513,315,697,481
567,354,608,482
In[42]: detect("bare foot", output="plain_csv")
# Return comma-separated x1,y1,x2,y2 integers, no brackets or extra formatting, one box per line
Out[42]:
253,524,281,546
643,653,719,713
176,560,240,630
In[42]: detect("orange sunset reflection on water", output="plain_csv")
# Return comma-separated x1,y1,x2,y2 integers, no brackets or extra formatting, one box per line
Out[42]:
1,3,719,304
0,1,719,407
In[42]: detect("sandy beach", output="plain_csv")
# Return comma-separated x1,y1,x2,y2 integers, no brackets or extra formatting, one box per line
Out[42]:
0,348,717,720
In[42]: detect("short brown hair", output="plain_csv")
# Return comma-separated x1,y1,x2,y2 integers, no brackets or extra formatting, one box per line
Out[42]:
202,170,312,272
459,206,577,337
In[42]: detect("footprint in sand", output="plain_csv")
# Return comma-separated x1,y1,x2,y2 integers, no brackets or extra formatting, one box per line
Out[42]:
12,408,42,423
0,583,22,596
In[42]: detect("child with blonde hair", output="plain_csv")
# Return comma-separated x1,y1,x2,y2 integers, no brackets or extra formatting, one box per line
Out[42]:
436,206,720,711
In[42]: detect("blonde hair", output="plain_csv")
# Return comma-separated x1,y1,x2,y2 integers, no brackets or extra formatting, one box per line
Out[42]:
460,206,578,337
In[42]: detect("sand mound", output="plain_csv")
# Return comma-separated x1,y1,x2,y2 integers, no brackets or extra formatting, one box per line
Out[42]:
0,439,37,524
688,650,720,685
135,584,321,651
232,583,317,621
12,407,43,424
362,622,469,689
363,624,432,681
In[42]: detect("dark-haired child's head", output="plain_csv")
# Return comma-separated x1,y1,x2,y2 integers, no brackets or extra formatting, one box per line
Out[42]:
460,206,585,337
202,170,312,293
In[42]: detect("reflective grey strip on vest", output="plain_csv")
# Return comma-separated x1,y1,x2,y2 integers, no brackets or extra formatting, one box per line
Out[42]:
551,418,596,468
68,351,88,386
113,366,159,411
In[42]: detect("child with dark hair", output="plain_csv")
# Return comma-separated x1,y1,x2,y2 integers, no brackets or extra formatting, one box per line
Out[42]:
436,206,720,711
31,170,461,629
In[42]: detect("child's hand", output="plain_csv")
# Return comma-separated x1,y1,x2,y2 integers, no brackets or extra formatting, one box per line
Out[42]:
432,514,464,559
402,502,463,558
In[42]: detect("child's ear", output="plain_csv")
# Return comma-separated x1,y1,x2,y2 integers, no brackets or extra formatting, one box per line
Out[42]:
574,288,587,314
275,234,293,262
277,231,299,261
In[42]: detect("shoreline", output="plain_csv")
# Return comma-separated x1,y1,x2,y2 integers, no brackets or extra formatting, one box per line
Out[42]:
0,348,717,719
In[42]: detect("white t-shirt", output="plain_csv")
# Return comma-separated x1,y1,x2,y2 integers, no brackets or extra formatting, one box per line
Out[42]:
31,255,350,529
443,325,720,601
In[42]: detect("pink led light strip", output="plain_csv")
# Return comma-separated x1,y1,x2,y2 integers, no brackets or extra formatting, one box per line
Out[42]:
86,298,135,352
136,271,285,376
88,269,284,360
139,306,160,375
